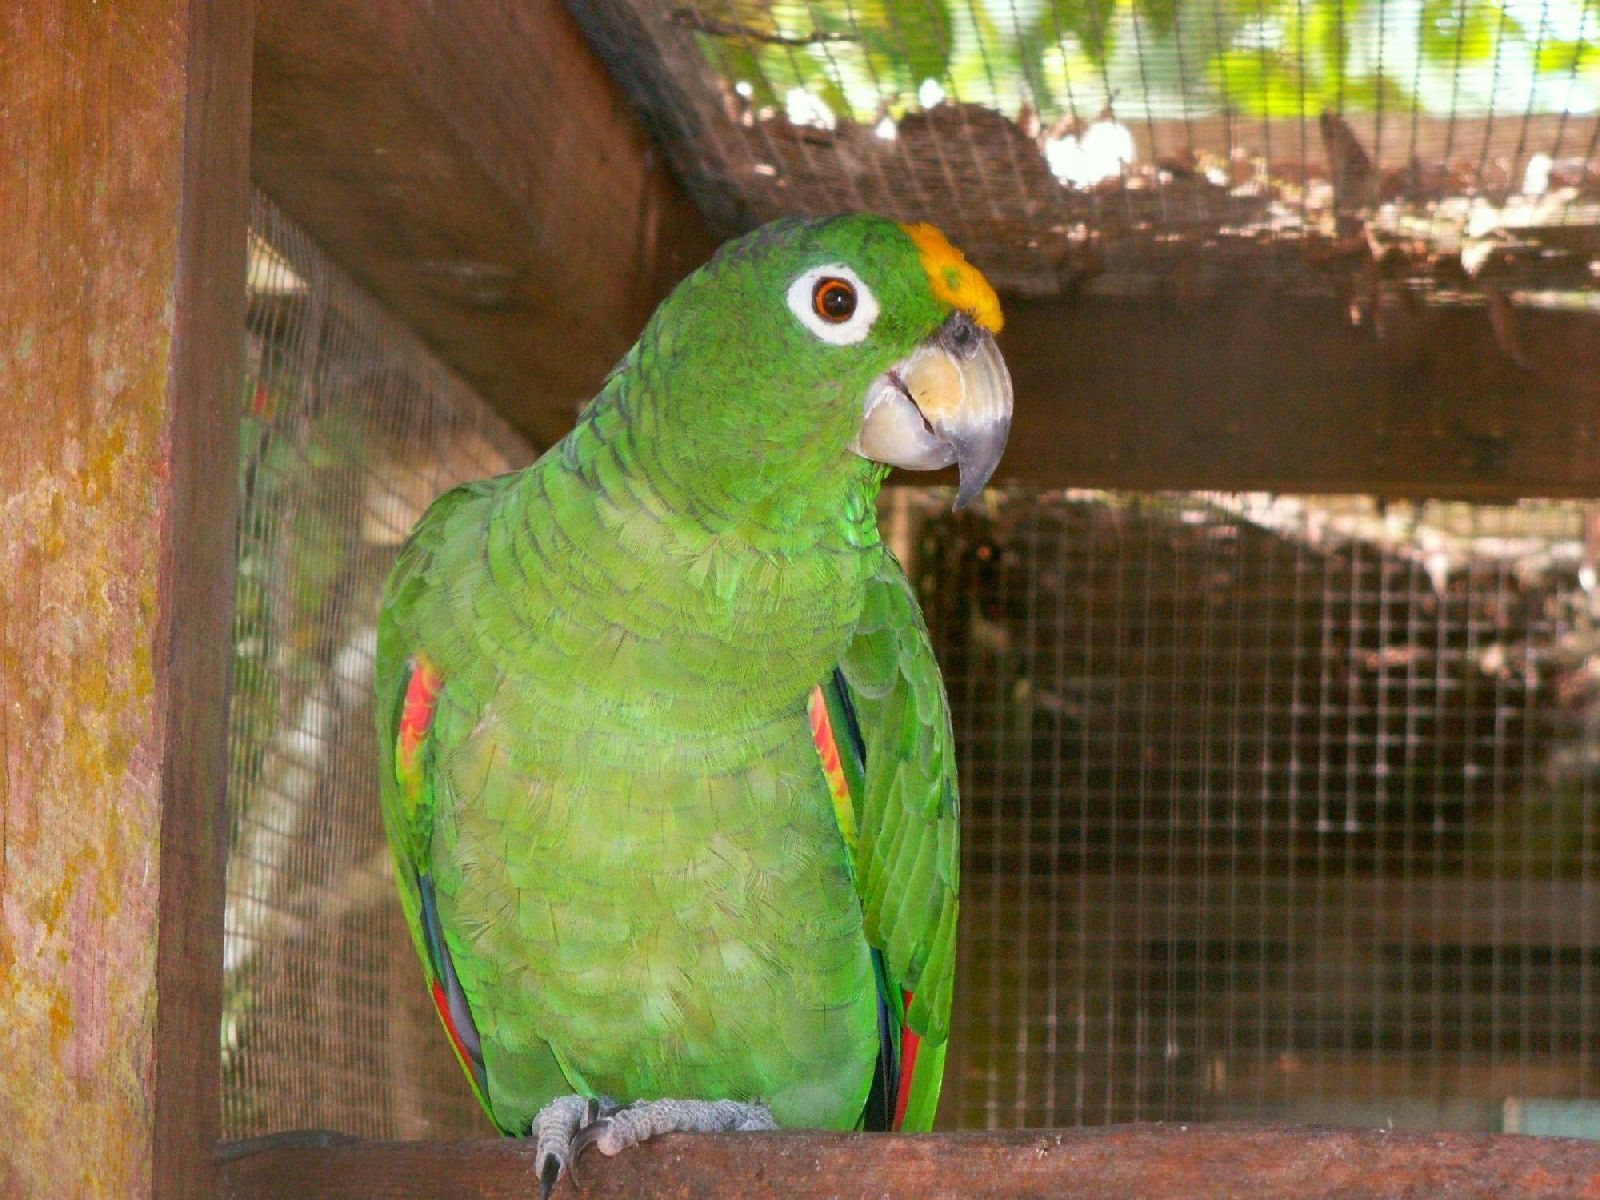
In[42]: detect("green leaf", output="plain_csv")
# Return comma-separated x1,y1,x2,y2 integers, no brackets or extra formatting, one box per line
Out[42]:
1420,0,1500,64
1535,37,1600,74
1207,49,1310,116
1034,0,1116,67
839,0,954,89
1335,70,1412,111
811,72,855,122
1015,26,1055,109
701,37,781,110
1319,0,1352,82
1138,0,1183,39
886,0,954,84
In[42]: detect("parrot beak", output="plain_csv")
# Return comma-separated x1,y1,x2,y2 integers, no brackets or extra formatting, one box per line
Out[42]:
850,312,1013,510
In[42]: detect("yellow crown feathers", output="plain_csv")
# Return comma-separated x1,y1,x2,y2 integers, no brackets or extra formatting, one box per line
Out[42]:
901,222,1004,334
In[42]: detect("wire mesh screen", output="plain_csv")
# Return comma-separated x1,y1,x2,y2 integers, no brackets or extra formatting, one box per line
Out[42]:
222,191,534,1140
910,488,1600,1133
568,0,1600,305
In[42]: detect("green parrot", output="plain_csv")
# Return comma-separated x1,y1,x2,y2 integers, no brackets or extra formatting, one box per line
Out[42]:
376,214,1011,1194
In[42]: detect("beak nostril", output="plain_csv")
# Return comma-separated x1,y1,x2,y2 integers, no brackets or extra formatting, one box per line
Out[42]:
940,313,981,360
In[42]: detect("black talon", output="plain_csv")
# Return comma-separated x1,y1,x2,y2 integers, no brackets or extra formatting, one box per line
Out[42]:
537,1153,562,1200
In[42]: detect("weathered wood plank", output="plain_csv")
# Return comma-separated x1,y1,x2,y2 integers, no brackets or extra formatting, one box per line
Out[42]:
251,0,716,449
153,0,255,1196
0,2,252,1197
218,1125,1600,1199
1126,113,1600,173
969,874,1600,951
992,295,1600,498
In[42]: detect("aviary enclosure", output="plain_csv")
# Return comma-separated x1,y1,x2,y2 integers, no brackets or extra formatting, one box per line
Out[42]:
15,0,1600,1195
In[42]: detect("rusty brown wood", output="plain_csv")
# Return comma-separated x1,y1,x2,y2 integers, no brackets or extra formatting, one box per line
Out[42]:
0,2,252,1198
251,0,716,450
988,294,1600,498
1127,113,1588,171
217,1124,1600,1199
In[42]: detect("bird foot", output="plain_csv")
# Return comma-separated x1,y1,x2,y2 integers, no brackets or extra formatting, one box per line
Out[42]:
572,1097,777,1159
533,1095,774,1197
533,1095,614,1200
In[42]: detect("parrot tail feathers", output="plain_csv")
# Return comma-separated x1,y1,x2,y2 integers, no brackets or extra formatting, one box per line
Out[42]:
894,1015,946,1132
859,947,900,1132
874,978,942,1131
814,667,946,1132
893,990,921,1130
418,871,491,1102
388,656,508,1129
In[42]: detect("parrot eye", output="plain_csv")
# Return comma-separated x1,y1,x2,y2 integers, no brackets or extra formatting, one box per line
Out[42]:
786,264,880,346
813,278,857,322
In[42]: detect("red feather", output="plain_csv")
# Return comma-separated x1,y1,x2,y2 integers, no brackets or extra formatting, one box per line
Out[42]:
398,656,444,774
431,979,475,1076
894,989,920,1130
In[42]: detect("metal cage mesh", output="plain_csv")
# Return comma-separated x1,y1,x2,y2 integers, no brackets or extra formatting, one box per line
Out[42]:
918,489,1600,1134
221,207,1600,1143
568,0,1600,306
221,192,533,1140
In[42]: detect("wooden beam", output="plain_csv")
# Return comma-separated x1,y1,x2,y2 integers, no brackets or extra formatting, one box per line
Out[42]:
991,294,1600,498
0,2,252,1197
219,1124,1600,1199
251,0,716,449
1123,113,1600,173
970,874,1600,952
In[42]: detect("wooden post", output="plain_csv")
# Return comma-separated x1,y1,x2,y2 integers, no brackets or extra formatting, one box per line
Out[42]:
0,2,253,1197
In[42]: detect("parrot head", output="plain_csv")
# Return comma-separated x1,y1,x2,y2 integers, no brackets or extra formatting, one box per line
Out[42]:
635,214,1012,512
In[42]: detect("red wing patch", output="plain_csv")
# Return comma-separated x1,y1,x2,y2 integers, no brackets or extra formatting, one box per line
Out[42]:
807,685,859,853
432,979,477,1073
398,656,444,779
894,990,920,1131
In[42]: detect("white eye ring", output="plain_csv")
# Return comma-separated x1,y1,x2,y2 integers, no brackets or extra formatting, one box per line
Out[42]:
786,264,880,346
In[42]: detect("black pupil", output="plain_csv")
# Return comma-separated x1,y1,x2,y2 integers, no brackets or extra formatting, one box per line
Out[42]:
817,281,855,321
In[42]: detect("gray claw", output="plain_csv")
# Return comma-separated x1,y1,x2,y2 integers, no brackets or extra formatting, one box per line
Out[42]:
567,1097,626,1185
569,1113,616,1168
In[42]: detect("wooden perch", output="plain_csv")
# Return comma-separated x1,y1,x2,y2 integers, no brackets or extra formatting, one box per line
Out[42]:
219,1123,1600,1199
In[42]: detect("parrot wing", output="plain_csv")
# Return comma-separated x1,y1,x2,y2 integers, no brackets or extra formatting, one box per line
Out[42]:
375,474,518,1127
813,551,959,1132
380,485,960,1135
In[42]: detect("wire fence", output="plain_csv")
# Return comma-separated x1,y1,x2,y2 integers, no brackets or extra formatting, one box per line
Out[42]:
222,191,532,1140
568,0,1600,305
223,203,1600,1144
915,489,1600,1134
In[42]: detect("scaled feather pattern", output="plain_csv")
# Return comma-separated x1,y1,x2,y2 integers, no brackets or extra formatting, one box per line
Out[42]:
376,214,1005,1139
